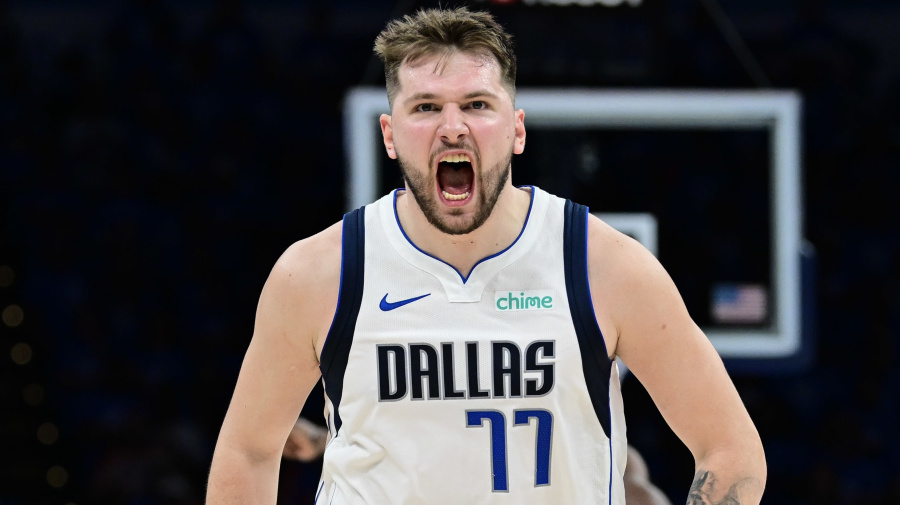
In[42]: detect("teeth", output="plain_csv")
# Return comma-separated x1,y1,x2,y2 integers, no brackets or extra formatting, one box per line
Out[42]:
442,190,470,201
439,153,471,164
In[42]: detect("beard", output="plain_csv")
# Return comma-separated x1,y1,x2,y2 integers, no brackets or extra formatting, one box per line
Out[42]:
398,148,512,236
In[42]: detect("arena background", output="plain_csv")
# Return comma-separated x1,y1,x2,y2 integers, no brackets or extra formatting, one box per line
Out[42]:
1,0,899,503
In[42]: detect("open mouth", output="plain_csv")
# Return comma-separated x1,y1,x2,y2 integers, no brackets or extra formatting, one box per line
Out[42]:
437,153,474,203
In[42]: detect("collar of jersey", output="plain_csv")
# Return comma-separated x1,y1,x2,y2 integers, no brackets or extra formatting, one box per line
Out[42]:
381,186,547,303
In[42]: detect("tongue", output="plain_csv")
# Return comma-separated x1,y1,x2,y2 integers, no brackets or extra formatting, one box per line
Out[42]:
438,163,473,195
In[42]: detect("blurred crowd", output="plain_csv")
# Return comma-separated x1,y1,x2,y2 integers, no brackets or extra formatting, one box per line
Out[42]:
1,0,899,504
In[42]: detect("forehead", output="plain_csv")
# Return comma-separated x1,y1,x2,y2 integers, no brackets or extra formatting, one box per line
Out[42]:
397,50,506,97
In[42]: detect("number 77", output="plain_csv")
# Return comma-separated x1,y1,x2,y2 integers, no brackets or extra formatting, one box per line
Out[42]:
466,409,553,492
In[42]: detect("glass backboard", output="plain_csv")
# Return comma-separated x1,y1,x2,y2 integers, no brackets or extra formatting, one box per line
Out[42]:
343,87,803,360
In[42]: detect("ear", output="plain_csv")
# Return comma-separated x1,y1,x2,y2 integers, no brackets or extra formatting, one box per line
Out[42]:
380,114,397,159
513,109,526,155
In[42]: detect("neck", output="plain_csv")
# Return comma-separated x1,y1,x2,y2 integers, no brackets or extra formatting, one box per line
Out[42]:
396,185,533,278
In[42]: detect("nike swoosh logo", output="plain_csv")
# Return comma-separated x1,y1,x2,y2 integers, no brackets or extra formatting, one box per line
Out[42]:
379,293,431,311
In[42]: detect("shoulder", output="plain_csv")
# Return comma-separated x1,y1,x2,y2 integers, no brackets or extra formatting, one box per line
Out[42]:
586,213,665,292
257,221,344,352
584,213,679,357
269,221,343,291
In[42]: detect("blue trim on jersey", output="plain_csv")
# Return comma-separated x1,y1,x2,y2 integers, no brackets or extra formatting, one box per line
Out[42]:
391,186,536,283
314,481,325,504
608,438,614,504
320,206,366,434
562,200,613,440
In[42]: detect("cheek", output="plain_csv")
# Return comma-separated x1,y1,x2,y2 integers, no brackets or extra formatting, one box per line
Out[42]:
393,125,431,156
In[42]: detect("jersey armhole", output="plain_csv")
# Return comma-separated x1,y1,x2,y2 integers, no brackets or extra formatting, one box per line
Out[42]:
319,206,366,432
563,200,614,439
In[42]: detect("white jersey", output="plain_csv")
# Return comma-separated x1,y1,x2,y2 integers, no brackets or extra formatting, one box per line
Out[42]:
316,187,626,505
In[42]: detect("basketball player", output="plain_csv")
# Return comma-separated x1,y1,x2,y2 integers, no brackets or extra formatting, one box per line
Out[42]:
206,7,766,504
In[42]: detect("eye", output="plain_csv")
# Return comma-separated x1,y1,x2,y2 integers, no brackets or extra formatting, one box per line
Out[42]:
470,101,487,110
415,103,437,112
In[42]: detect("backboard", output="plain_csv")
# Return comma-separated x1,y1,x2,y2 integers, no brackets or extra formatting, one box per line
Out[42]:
343,87,804,362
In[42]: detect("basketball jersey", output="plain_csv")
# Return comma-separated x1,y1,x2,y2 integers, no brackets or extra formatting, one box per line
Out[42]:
316,186,627,505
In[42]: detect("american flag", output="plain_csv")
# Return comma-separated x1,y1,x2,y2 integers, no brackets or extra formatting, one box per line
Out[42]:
711,284,768,324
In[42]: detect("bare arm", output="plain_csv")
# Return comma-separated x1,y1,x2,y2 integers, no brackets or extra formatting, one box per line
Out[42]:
206,223,342,504
588,216,766,505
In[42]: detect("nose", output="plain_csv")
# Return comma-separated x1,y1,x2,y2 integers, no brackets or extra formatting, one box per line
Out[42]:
437,105,469,143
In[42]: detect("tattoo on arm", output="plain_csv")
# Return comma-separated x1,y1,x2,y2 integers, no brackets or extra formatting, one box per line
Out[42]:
686,471,742,505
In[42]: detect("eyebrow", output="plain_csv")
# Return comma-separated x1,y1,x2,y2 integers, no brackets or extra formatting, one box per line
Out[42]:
403,89,500,105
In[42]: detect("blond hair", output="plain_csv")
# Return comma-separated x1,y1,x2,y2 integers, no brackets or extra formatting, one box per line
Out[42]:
373,7,517,107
